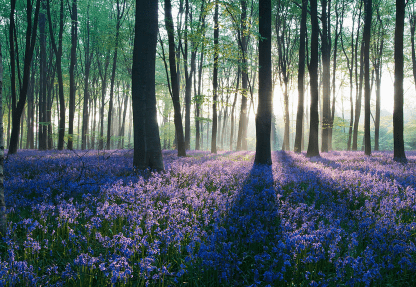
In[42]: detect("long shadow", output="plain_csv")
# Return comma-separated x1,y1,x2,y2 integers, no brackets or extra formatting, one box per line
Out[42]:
198,153,281,284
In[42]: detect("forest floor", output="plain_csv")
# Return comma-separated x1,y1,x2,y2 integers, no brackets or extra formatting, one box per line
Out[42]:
2,149,416,286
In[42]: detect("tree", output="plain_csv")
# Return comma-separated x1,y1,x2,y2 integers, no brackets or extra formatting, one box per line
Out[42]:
68,0,77,150
294,0,307,153
211,0,219,154
81,2,93,150
107,0,127,150
363,0,372,156
255,0,272,165
164,0,186,157
39,0,48,150
132,0,164,170
307,0,320,158
47,0,65,150
0,40,5,236
8,0,41,154
394,0,407,162
321,0,331,153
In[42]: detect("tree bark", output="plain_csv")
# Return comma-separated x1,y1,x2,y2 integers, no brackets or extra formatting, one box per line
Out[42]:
164,0,186,157
82,4,92,150
39,0,47,150
321,0,330,153
255,0,272,165
211,0,219,154
67,0,77,150
363,0,372,156
307,0,320,158
132,0,164,170
47,0,65,150
394,0,407,162
294,0,307,153
237,0,249,151
0,40,6,236
8,0,41,155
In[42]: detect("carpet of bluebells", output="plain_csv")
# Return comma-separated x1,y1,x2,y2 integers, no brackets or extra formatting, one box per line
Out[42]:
2,149,416,286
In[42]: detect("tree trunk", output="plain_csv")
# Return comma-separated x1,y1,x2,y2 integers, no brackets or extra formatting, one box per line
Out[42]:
8,0,41,155
321,0,331,153
0,41,5,236
294,0,307,153
132,0,164,170
47,0,65,150
82,4,92,150
164,0,186,157
255,0,272,165
211,0,219,154
307,0,320,158
230,66,240,151
237,0,249,151
352,41,364,151
363,0,372,156
39,0,48,150
67,0,77,150
394,0,407,162
107,0,124,150
26,61,35,149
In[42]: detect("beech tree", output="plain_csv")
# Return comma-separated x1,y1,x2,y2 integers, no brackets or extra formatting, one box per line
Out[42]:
132,0,164,170
363,0,372,156
8,0,41,155
0,41,5,236
255,0,272,165
294,0,307,153
307,0,320,158
394,0,407,162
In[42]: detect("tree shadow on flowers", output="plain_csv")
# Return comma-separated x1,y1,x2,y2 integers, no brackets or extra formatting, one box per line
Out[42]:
197,158,278,285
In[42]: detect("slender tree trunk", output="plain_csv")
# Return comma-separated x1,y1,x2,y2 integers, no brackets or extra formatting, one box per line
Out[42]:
132,0,164,170
39,0,48,150
211,0,219,154
0,41,5,236
47,0,65,150
67,0,77,150
294,0,307,153
394,0,407,162
363,0,372,156
237,0,249,151
307,0,320,158
82,6,92,150
230,66,240,151
321,0,330,153
107,0,124,150
165,0,186,156
255,0,272,164
8,0,41,155
26,62,35,149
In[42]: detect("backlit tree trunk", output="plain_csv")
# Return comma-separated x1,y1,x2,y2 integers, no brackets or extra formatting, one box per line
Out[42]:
294,0,307,153
255,0,272,165
363,0,372,156
211,0,219,154
132,0,164,170
394,0,407,162
307,0,320,158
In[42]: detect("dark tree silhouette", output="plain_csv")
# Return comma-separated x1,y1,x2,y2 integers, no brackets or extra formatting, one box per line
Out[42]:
255,0,272,165
132,0,164,170
164,0,186,157
294,0,307,153
8,0,41,154
47,0,65,150
307,0,320,158
394,0,407,162
363,0,372,156
67,0,77,150
211,0,219,154
0,40,5,236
